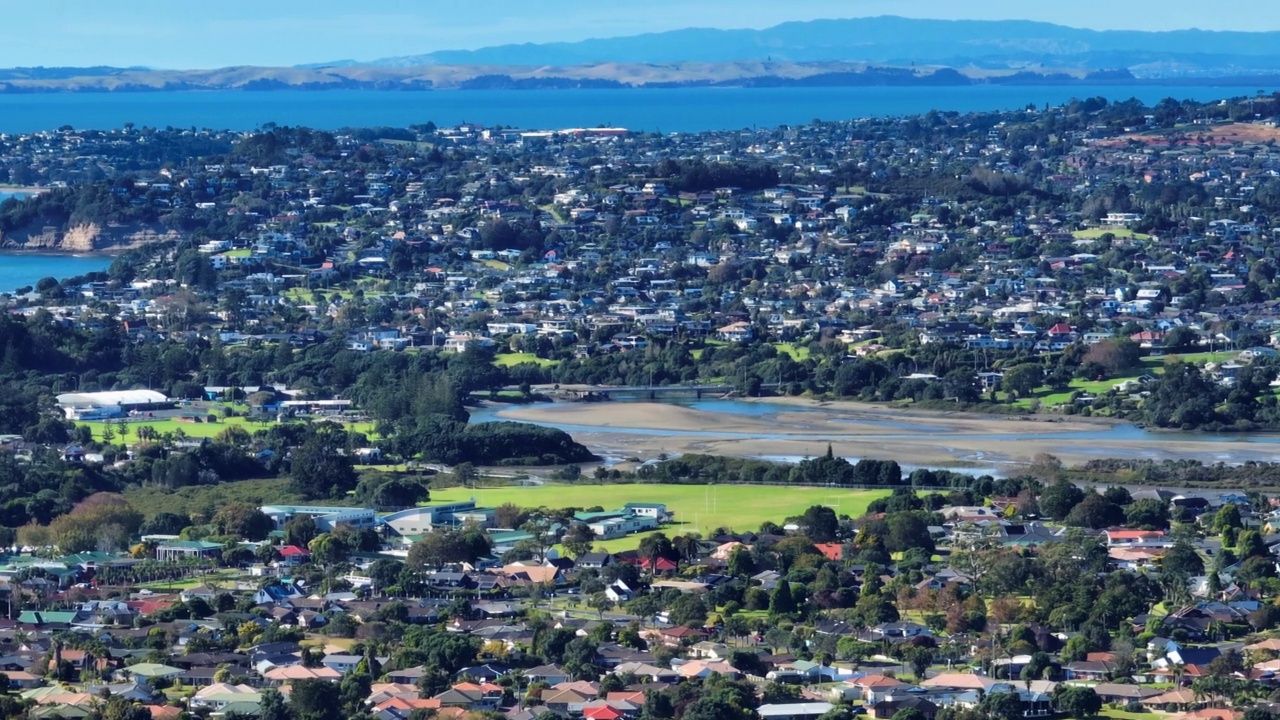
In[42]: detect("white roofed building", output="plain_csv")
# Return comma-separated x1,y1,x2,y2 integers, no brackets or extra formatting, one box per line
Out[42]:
55,390,172,420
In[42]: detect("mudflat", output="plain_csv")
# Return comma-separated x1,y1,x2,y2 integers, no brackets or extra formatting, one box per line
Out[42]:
494,400,1280,470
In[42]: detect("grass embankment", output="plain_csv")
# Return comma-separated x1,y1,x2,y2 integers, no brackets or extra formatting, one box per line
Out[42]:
431,484,889,543
1014,351,1237,409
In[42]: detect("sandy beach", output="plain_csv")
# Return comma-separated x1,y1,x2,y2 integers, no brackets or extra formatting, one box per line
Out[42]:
494,400,1280,470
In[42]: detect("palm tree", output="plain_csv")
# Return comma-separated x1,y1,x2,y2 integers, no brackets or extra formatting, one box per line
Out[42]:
637,532,674,578
672,534,700,569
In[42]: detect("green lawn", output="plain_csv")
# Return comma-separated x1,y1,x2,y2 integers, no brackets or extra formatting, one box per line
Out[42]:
79,416,262,442
1015,351,1238,409
481,259,512,271
494,352,559,368
773,343,811,361
136,571,240,591
1072,228,1151,241
1141,351,1235,367
1100,710,1162,720
431,484,889,540
282,287,372,302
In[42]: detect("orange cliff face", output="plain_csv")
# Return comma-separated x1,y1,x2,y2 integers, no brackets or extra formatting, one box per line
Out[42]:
0,222,179,252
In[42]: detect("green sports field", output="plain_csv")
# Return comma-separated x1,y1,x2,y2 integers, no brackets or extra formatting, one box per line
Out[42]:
77,416,377,442
430,484,889,538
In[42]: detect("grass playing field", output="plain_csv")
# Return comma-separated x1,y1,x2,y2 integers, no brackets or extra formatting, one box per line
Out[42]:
430,484,889,537
77,416,378,442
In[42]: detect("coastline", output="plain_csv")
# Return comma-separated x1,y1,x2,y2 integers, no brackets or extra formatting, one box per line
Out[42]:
0,248,122,258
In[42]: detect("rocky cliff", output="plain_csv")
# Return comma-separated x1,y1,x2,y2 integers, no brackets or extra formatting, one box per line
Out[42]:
0,222,179,252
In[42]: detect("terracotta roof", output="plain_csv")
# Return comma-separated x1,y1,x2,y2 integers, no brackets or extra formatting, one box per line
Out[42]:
814,543,844,561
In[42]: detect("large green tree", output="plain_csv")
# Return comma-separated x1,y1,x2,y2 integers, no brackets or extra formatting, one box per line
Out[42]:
289,428,358,500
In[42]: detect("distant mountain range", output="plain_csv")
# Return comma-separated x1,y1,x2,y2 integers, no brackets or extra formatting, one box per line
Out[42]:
319,16,1280,79
8,16,1280,93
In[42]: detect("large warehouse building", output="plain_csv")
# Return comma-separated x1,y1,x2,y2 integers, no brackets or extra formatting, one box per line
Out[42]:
56,390,173,420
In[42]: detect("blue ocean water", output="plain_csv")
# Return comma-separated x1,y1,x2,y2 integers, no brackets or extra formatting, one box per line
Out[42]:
0,254,113,293
0,85,1274,134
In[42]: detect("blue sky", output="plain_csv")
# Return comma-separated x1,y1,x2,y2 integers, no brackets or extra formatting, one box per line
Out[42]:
4,0,1280,68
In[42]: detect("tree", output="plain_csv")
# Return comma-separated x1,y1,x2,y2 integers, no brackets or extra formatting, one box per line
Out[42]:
562,523,597,559
563,637,599,680
494,502,526,529
885,511,935,554
289,429,358,500
1237,529,1268,559
1163,326,1200,353
451,462,478,487
769,581,797,616
284,514,318,548
1162,540,1204,576
308,532,350,566
259,687,291,720
637,532,674,576
1002,363,1044,397
837,638,876,664
1124,498,1170,530
1039,480,1085,521
289,678,341,720
762,682,803,704
211,502,275,541
588,592,614,619
407,528,491,570
1212,504,1243,533
339,671,372,716
1236,555,1277,585
1082,338,1142,377
140,512,190,536
903,646,934,679
369,558,405,590
1065,494,1124,529
98,696,151,720
727,546,755,577
48,493,143,554
669,593,708,627
681,695,754,720
980,691,1025,720
1055,685,1102,718
800,505,839,543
